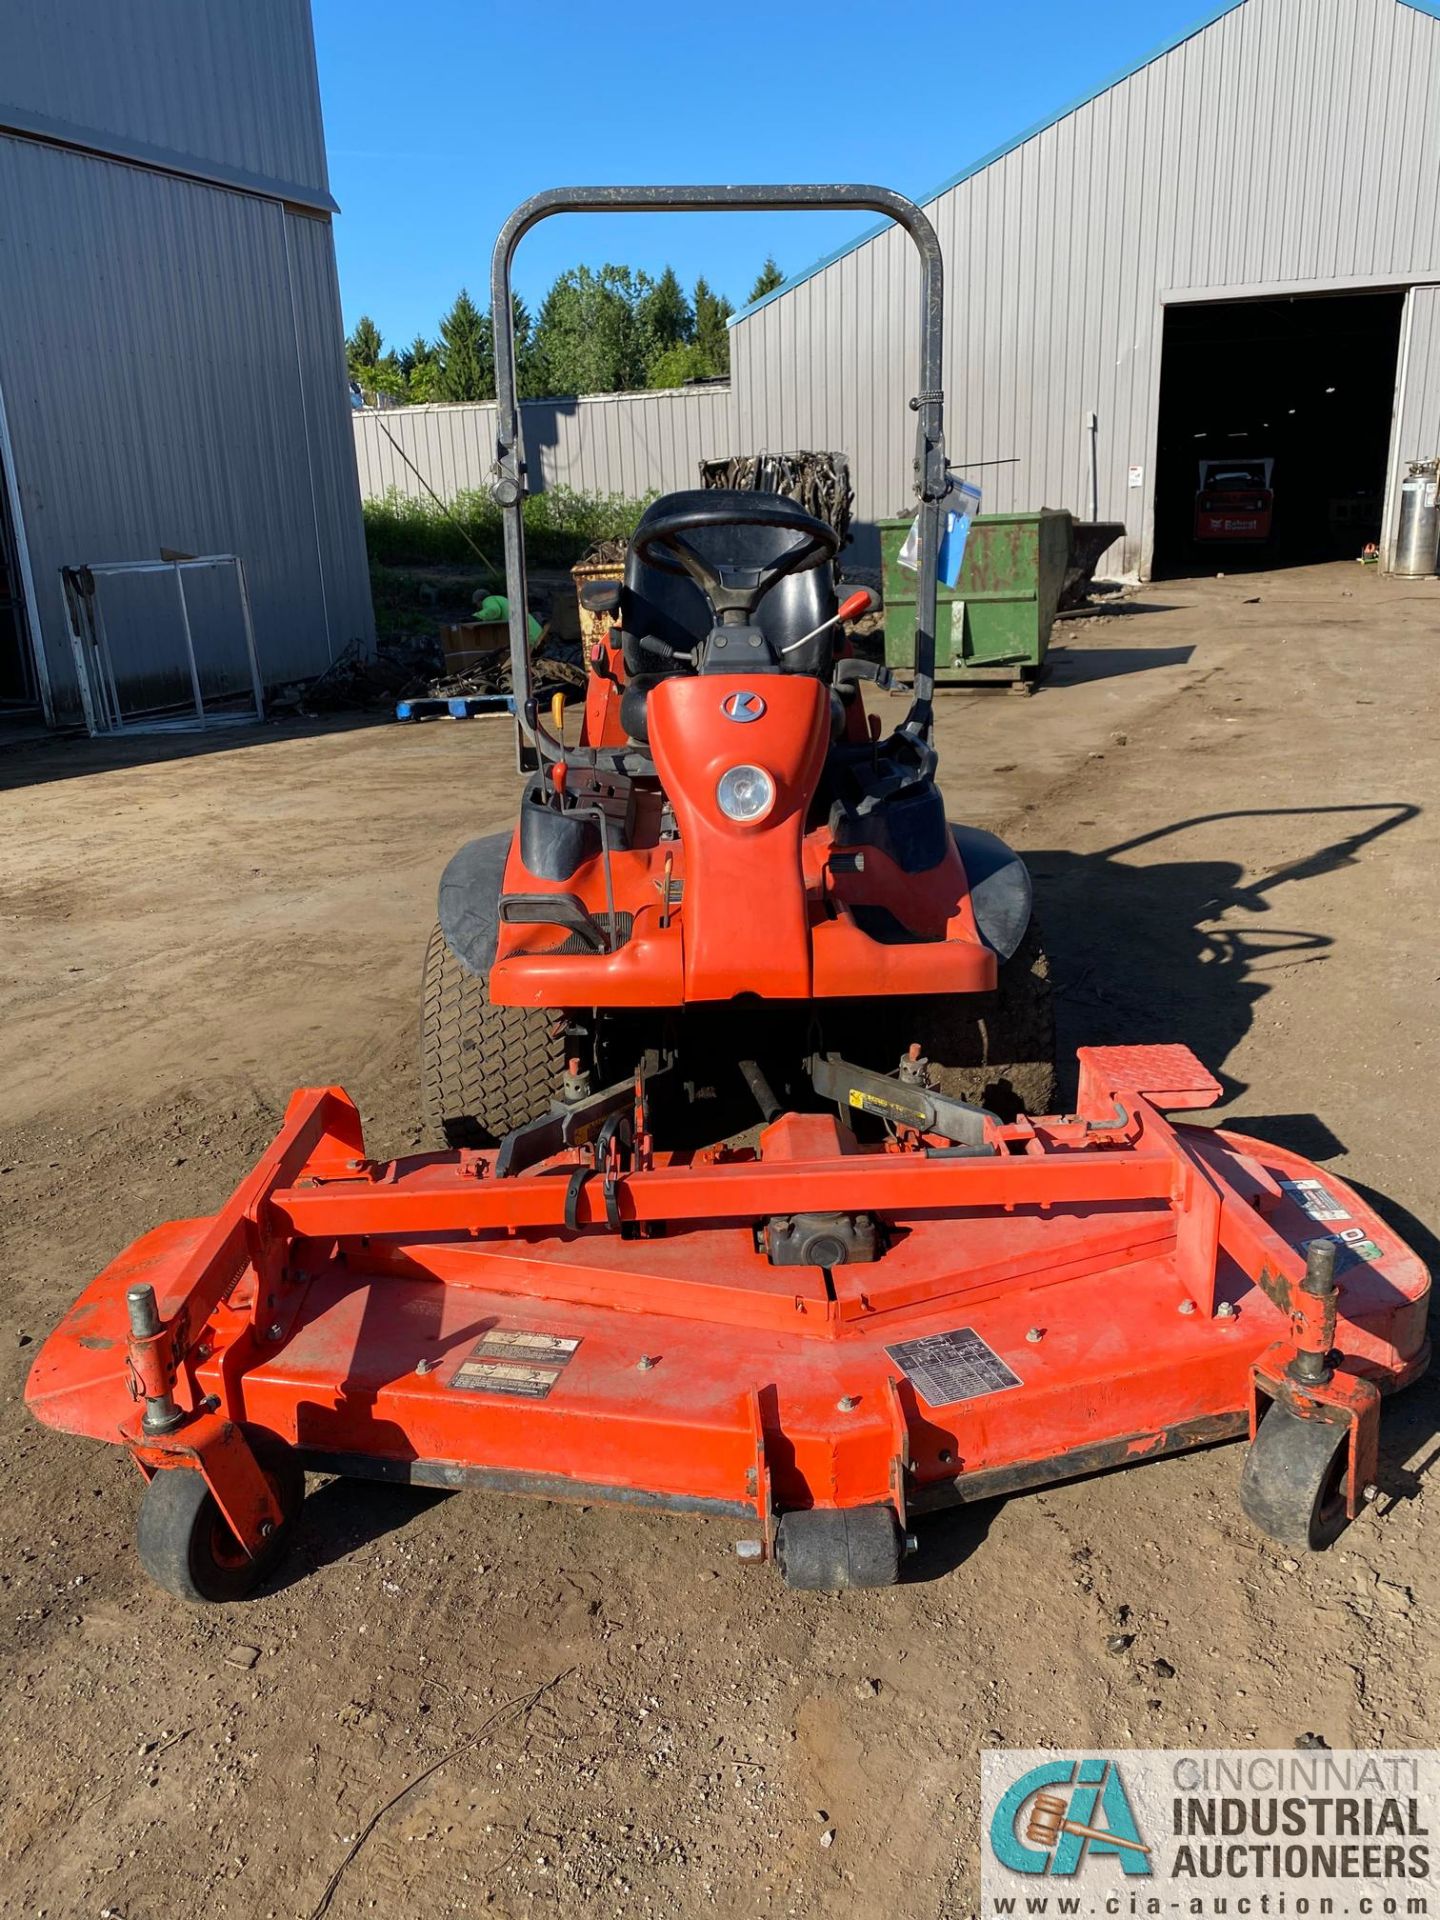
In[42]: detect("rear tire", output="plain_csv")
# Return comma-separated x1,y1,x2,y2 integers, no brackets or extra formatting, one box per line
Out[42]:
915,919,1058,1121
420,922,568,1147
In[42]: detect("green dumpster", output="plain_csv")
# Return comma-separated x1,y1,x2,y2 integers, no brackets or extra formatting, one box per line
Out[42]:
878,508,1072,689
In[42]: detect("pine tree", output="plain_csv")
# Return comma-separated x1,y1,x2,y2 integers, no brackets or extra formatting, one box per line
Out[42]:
693,277,734,378
641,266,693,373
346,314,384,377
404,335,443,403
436,289,492,402
747,256,785,303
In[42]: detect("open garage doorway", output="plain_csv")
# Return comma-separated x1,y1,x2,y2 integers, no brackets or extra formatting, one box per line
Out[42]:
1152,289,1405,577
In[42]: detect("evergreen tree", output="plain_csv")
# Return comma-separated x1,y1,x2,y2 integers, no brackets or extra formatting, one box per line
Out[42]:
346,315,407,403
641,266,693,372
693,277,734,378
404,335,443,404
747,256,785,302
436,289,491,402
346,314,384,378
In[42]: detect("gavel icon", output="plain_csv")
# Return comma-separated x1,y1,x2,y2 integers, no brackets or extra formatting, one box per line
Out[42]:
1025,1791,1152,1857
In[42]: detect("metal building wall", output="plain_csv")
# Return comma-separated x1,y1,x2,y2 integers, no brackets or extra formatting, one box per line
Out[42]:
0,136,373,720
1,0,333,207
352,387,737,504
0,0,372,725
730,0,1440,576
284,209,382,656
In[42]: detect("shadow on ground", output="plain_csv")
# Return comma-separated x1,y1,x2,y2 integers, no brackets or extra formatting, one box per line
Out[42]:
0,711,388,791
1041,643,1196,690
266,1477,451,1595
1031,801,1418,1106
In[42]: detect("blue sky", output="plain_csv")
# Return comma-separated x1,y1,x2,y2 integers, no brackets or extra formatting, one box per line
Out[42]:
314,0,1229,351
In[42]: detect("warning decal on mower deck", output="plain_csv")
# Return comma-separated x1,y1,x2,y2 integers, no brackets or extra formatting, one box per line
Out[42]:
449,1329,581,1399
1279,1177,1350,1221
885,1327,1022,1408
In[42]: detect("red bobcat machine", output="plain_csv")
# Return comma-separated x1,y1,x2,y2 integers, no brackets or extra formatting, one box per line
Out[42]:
28,188,1429,1600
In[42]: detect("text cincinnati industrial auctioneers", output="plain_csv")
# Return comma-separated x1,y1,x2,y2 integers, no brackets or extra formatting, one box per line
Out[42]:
1162,1755,1430,1883
983,1750,1438,1912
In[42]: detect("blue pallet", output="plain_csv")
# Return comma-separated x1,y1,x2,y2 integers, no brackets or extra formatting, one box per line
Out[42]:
447,694,514,719
395,693,515,723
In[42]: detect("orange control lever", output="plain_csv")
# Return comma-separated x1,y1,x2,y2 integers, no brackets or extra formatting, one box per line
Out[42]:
779,587,879,657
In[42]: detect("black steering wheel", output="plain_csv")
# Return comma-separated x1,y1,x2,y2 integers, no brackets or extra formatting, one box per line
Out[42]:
631,489,839,623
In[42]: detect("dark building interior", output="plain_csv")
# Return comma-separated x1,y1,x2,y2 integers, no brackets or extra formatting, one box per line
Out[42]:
1153,289,1405,576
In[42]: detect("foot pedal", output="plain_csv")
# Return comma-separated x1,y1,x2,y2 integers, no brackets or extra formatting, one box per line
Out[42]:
1076,1044,1222,1115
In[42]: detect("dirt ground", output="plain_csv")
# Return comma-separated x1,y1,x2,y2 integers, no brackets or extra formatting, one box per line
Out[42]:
2,562,1437,1920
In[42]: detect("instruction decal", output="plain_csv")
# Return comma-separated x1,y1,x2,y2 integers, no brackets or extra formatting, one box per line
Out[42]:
847,1086,929,1126
1280,1177,1350,1222
449,1328,580,1399
1278,1180,1386,1267
885,1327,1022,1408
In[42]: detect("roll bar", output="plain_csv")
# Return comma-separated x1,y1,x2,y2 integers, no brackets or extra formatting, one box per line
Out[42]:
489,185,948,751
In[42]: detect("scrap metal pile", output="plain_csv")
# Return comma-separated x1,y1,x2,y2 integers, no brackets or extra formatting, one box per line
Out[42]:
699,450,854,547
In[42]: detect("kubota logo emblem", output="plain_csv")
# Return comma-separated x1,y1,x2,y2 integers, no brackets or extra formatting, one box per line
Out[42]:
721,690,766,722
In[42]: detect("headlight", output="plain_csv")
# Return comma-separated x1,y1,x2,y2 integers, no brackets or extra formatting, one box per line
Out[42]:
716,764,775,823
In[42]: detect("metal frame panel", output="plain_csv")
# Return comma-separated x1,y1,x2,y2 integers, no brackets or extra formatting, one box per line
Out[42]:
64,556,264,735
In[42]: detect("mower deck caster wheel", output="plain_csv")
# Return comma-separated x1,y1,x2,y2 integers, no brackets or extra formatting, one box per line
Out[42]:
136,1433,305,1604
1239,1404,1350,1551
774,1504,904,1590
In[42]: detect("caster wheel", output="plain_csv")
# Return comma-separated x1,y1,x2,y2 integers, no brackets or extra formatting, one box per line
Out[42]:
1239,1404,1350,1550
136,1431,305,1603
774,1504,904,1591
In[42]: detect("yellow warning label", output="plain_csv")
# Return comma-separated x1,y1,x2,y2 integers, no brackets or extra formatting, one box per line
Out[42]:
848,1088,924,1122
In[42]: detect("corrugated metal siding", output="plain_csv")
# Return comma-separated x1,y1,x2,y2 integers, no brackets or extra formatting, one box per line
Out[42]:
284,210,379,655
730,0,1440,575
0,135,372,719
352,386,738,503
0,0,330,201
1382,283,1440,561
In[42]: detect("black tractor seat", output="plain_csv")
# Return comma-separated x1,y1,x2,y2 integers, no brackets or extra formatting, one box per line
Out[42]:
615,489,838,745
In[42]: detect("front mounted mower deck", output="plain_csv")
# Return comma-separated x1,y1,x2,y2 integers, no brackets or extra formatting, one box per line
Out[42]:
26,1044,1430,1598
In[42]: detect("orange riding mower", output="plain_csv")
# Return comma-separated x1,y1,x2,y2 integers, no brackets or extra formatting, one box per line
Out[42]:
28,187,1429,1598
